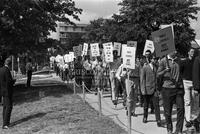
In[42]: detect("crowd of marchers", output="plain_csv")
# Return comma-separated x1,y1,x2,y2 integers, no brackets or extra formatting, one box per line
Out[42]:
54,48,200,134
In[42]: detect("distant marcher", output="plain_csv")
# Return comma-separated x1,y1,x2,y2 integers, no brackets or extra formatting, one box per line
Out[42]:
26,58,33,88
0,58,16,129
180,48,196,128
157,51,184,134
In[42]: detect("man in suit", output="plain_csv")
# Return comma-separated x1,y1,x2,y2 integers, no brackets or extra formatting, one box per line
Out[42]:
0,58,15,129
140,54,161,127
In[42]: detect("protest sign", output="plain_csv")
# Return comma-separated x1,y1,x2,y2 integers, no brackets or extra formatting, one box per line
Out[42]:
160,24,174,38
113,42,121,56
127,41,137,48
64,54,71,63
103,42,113,63
82,43,88,56
123,46,136,69
90,43,100,57
50,56,55,62
121,44,127,59
55,55,64,64
69,52,74,62
151,26,175,57
73,45,82,57
143,40,155,56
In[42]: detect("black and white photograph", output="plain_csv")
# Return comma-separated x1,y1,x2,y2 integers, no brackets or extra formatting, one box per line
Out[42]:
0,0,200,134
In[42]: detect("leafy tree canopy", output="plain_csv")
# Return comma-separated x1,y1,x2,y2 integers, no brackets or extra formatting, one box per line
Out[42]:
85,0,200,56
0,0,82,55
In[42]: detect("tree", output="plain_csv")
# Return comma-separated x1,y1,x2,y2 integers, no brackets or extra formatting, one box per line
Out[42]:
0,0,82,56
117,0,200,55
84,0,200,56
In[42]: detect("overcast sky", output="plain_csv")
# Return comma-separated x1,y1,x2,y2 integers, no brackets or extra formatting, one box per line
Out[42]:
72,0,121,24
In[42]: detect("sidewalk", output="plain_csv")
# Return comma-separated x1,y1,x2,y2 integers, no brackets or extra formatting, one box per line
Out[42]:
83,92,191,134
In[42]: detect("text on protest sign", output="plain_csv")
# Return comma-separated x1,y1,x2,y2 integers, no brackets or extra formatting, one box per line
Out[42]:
103,42,113,63
69,52,75,62
123,46,136,69
113,42,121,56
127,41,137,48
90,43,100,57
82,43,88,56
151,26,175,57
143,40,155,56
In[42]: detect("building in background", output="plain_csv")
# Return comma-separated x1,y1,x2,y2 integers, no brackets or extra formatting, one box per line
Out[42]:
58,23,88,44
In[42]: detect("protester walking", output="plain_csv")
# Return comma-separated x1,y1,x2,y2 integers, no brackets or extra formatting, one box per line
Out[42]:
0,58,16,129
180,48,196,128
157,51,184,134
140,54,161,126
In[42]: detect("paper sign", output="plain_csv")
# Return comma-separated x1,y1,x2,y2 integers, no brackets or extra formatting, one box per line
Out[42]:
151,26,175,57
73,46,82,57
121,44,127,59
127,41,137,48
64,54,70,63
69,52,74,62
143,40,155,56
50,56,55,62
82,43,88,56
103,42,113,63
90,43,100,57
123,46,136,69
113,42,121,56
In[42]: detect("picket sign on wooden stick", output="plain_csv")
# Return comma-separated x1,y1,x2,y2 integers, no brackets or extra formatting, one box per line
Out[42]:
82,81,86,103
98,88,102,117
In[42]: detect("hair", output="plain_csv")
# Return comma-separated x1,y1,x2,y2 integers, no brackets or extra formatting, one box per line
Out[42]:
4,58,12,66
113,50,118,55
145,50,151,54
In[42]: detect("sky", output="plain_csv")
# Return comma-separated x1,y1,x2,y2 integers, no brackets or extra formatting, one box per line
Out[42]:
72,0,121,24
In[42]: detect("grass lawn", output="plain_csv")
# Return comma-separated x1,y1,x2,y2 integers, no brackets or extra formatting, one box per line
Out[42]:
0,80,126,134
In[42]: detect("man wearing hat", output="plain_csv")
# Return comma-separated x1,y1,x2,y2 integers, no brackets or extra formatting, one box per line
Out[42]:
0,57,16,129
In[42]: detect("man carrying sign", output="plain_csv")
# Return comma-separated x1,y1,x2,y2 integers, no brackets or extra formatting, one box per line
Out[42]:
157,51,184,134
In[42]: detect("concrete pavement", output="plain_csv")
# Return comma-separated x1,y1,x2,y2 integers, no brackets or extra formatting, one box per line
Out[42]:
82,92,194,134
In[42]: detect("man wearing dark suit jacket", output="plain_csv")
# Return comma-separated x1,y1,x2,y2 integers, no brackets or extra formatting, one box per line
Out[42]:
0,58,15,129
140,54,161,127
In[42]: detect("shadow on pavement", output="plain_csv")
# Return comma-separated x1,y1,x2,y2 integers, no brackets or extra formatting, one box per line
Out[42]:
10,112,46,127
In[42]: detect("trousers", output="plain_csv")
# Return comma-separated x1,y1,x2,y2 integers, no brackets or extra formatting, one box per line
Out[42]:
161,88,184,132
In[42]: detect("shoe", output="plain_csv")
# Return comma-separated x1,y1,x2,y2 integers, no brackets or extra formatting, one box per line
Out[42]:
167,130,173,134
174,131,182,134
143,118,147,123
185,121,192,128
192,119,200,132
2,126,9,129
157,121,162,127
131,113,137,117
